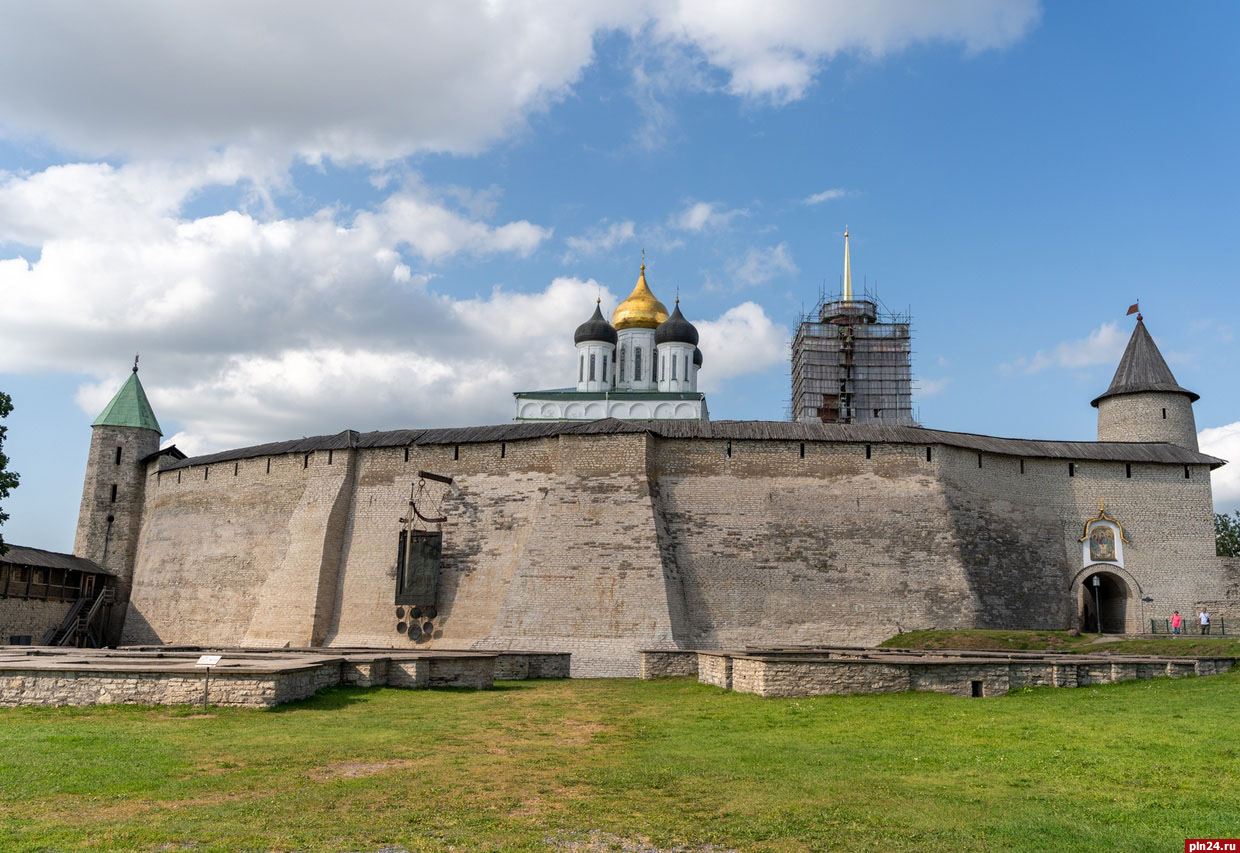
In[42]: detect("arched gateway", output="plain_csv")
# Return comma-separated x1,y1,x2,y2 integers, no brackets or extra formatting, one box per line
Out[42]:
1079,569,1132,634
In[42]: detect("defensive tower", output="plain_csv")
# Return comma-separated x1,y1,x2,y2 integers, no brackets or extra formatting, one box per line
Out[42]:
791,230,915,424
1092,312,1199,449
74,357,162,640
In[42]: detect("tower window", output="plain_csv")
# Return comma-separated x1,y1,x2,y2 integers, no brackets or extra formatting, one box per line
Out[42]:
865,444,872,459
926,447,932,462
589,353,596,381
800,442,805,459
977,453,983,469
635,348,643,382
110,484,117,502
266,458,271,474
205,467,210,481
1068,463,1075,477
234,462,239,477
1020,459,1025,474
1162,408,1167,419
1184,465,1191,479
453,444,460,461
873,409,880,418
501,442,506,459
1125,463,1131,479
726,441,732,459
115,446,122,465
327,449,333,465
177,471,182,484
619,346,626,382
404,446,409,463
303,453,310,469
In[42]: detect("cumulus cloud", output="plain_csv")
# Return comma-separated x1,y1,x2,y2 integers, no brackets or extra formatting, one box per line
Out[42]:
803,188,848,205
651,0,1040,104
672,200,747,232
727,243,798,287
1200,422,1240,513
694,302,789,391
1,158,789,454
1000,322,1129,375
0,1,1039,162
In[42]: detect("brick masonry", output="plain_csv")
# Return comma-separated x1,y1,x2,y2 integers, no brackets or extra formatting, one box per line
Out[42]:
114,430,1232,677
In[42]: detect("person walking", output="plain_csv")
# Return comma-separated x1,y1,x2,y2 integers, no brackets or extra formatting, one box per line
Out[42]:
1171,610,1182,635
1199,608,1210,635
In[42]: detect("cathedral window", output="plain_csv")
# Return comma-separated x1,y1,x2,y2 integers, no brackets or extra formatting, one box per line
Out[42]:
602,355,607,382
671,355,677,380
579,355,584,382
589,353,596,381
619,346,626,382
635,348,642,382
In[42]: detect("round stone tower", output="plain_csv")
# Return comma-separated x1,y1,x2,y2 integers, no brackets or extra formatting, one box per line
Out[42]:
1092,315,1199,450
74,359,162,640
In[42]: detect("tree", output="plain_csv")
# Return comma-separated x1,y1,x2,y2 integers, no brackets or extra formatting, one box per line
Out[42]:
0,391,17,556
1217,511,1240,558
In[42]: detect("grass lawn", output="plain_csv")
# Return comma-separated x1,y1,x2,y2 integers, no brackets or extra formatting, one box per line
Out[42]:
2,673,1238,851
880,628,1240,657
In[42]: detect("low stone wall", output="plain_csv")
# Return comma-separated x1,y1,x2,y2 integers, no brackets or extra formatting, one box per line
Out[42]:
638,650,699,679
427,656,493,689
697,653,733,689
493,652,571,680
701,649,1236,698
0,647,568,708
0,667,326,709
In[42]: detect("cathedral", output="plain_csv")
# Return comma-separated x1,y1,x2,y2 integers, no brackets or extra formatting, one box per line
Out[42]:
514,260,707,422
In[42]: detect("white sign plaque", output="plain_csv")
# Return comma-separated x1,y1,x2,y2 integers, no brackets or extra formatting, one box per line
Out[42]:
195,655,222,667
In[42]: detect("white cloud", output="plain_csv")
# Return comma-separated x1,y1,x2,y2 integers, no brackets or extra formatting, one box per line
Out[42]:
803,188,848,205
563,220,637,260
0,2,1039,163
1200,422,1240,513
694,302,789,390
651,0,1040,104
728,243,798,287
672,200,747,232
1001,322,1128,375
918,377,952,397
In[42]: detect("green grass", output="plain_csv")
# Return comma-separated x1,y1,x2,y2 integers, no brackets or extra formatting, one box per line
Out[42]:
2,674,1239,851
880,628,1240,657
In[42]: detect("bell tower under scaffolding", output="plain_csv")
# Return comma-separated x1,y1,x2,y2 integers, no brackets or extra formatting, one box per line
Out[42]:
790,231,916,425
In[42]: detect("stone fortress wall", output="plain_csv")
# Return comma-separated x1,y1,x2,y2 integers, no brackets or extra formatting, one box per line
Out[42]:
121,424,1229,677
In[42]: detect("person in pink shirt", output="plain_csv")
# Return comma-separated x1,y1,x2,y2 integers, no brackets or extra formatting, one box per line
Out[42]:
1170,610,1182,635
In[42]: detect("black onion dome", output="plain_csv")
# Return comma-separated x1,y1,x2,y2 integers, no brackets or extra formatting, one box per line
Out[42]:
693,347,703,367
574,303,618,345
654,302,699,346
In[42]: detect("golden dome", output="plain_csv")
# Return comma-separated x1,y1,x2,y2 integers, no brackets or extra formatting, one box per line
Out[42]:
612,264,669,330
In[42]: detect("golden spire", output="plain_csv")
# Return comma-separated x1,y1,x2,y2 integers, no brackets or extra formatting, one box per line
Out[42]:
843,227,852,302
612,253,669,330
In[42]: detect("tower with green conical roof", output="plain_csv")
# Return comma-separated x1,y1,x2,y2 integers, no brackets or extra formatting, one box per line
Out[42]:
74,357,163,643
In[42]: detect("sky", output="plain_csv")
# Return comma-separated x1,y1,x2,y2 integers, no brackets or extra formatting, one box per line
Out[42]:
1,0,1238,553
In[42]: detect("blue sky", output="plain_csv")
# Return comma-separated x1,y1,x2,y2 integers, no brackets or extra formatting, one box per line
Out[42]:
1,1,1237,552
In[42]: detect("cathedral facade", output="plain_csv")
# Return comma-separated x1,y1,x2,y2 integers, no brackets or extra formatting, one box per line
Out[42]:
514,262,708,422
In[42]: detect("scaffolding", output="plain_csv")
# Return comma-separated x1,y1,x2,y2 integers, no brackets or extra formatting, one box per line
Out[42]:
790,286,916,425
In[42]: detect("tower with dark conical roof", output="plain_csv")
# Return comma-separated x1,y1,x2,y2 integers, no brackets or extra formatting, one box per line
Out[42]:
74,358,163,641
1092,314,1199,449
